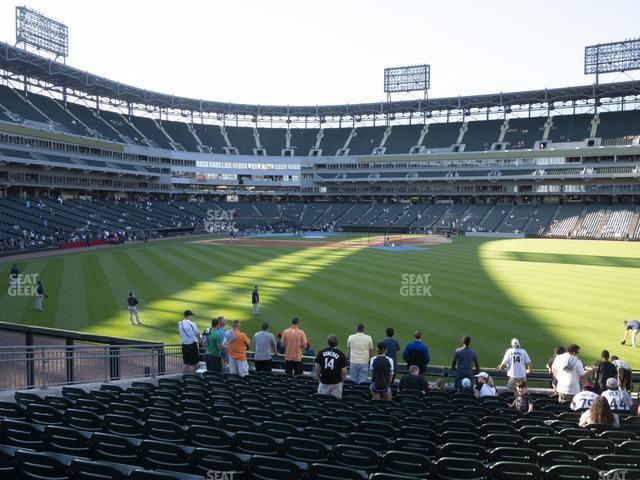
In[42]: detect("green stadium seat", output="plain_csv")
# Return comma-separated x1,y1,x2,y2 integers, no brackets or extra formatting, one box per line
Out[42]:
0,419,45,450
143,419,188,443
539,450,590,469
346,432,392,452
307,463,367,480
572,438,616,456
248,455,306,480
129,469,205,480
44,425,91,457
91,432,141,465
70,458,135,480
139,439,193,473
260,420,303,439
392,437,438,457
332,444,382,474
191,448,249,479
14,392,42,408
435,457,487,480
543,465,600,480
233,431,280,456
440,442,488,461
104,414,144,437
304,426,346,445
490,461,541,480
64,408,103,432
483,433,525,449
592,454,640,471
382,450,431,477
25,403,64,425
282,436,331,463
488,447,538,464
15,450,74,480
0,401,26,419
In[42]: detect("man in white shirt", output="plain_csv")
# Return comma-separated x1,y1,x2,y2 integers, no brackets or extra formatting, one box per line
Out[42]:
551,344,590,403
601,377,634,412
347,324,373,384
178,310,200,374
570,382,599,411
496,338,532,392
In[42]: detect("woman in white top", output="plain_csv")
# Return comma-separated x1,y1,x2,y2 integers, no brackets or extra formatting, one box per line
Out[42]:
579,396,620,428
474,371,498,398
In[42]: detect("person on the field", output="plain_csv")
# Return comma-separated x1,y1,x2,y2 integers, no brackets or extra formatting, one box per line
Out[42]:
451,336,480,388
621,320,640,347
474,371,497,398
570,381,599,411
280,317,307,375
601,377,634,412
347,324,374,384
370,342,393,400
227,320,250,377
611,355,633,391
496,338,532,392
127,292,141,325
253,322,277,372
10,264,19,288
178,310,200,374
511,380,534,413
35,280,45,312
551,344,590,403
399,365,429,393
315,334,348,399
579,396,620,428
402,331,430,375
591,350,618,394
251,286,260,314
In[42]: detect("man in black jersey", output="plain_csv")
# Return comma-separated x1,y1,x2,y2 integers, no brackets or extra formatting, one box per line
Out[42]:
370,342,394,400
314,334,348,399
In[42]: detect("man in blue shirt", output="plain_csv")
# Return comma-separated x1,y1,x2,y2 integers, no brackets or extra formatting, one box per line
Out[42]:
402,331,430,375
451,335,481,388
621,320,640,348
380,328,400,372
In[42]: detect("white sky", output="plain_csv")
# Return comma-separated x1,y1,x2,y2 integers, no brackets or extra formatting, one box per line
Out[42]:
1,0,639,106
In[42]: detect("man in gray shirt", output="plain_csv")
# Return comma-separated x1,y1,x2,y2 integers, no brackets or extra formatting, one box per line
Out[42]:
451,335,481,388
253,322,277,372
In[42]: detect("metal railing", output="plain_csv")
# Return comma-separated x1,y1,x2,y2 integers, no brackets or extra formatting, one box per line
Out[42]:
0,344,185,391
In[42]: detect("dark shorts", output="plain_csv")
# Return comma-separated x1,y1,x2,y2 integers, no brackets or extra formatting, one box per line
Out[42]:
182,343,199,366
284,360,303,376
254,359,272,372
205,354,222,372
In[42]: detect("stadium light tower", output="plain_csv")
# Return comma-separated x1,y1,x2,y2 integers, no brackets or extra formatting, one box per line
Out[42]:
384,64,430,102
584,38,640,85
15,6,69,62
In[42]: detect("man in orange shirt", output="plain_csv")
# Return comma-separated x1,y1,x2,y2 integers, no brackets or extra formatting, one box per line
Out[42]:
226,320,250,377
280,317,307,375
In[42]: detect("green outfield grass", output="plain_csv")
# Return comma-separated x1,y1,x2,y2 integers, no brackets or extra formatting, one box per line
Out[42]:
1,236,639,368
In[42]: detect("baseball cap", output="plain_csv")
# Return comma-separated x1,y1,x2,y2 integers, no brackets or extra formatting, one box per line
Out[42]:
511,338,520,348
183,310,195,317
606,377,619,389
461,378,472,388
475,372,490,379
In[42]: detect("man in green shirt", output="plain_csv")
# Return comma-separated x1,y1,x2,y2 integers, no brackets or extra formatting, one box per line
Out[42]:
203,318,224,372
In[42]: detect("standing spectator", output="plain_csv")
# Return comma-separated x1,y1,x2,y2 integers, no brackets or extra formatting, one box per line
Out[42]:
510,380,534,413
10,264,19,288
253,322,277,372
579,396,620,427
202,318,224,373
621,320,640,347
370,342,393,400
380,328,400,373
280,317,307,375
178,310,200,374
570,382,599,411
551,344,590,403
546,346,566,393
611,356,633,391
127,292,141,325
276,333,285,354
216,316,228,367
496,338,532,392
591,350,618,394
399,365,429,393
474,372,497,397
601,377,634,412
252,286,260,314
35,280,45,312
314,334,348,399
451,336,480,388
347,324,374,384
402,331,430,375
227,320,250,377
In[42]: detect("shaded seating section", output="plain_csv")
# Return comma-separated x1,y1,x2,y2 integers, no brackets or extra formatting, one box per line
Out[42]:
596,110,640,141
226,126,257,155
411,203,450,228
1,371,639,480
314,203,355,228
289,128,320,156
457,204,492,231
353,204,387,226
384,124,423,154
27,93,89,136
547,114,593,143
98,110,145,145
393,204,430,227
318,128,351,156
503,117,546,149
0,85,49,123
422,122,462,148
257,128,287,156
65,103,122,141
301,203,331,228
334,204,372,227
161,120,201,152
523,205,558,236
461,119,503,151
192,123,228,153
496,204,536,233
348,127,386,155
478,204,512,231
434,204,469,229
129,116,173,149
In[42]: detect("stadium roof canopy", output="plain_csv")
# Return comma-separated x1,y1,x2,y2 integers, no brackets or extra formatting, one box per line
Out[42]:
2,41,640,118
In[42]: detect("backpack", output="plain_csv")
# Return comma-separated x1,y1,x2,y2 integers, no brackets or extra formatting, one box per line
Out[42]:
200,328,211,349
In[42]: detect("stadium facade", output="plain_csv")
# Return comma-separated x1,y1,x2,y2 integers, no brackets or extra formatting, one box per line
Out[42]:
2,42,640,239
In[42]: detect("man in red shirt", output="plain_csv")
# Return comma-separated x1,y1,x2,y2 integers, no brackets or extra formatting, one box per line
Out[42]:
280,317,307,375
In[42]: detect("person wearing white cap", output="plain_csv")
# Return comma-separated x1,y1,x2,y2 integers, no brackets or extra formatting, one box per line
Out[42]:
458,377,475,395
601,377,634,411
474,371,497,398
496,338,532,392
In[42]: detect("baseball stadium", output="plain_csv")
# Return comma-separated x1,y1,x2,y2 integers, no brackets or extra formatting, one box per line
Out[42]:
0,3,640,479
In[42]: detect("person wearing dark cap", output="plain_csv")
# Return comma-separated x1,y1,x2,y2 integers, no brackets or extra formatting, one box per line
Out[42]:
35,280,46,312
570,381,598,411
127,292,141,325
178,310,200,374
252,286,260,314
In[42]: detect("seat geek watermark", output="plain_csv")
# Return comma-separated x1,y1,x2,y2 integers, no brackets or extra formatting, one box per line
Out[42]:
206,471,234,480
600,471,629,480
400,273,432,297
8,274,39,296
205,209,236,231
